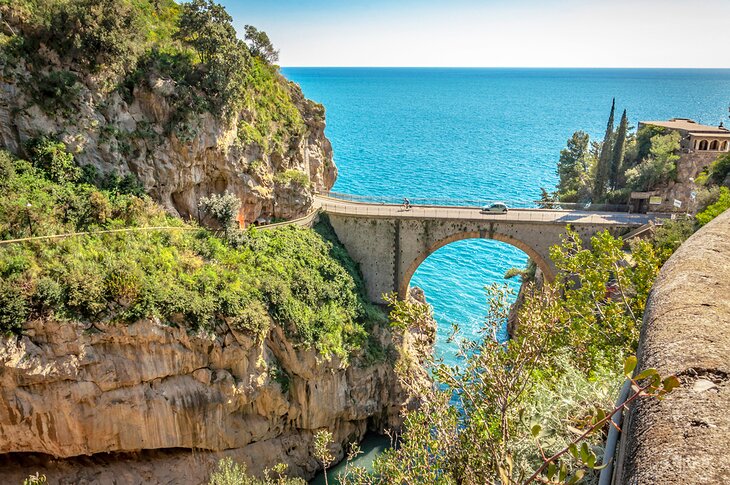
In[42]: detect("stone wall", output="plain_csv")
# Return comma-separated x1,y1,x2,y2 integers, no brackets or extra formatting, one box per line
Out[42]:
616,208,730,484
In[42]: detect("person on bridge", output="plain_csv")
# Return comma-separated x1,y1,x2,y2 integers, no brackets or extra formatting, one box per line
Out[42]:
403,198,411,210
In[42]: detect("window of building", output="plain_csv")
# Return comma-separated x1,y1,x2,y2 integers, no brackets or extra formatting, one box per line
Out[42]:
698,140,708,150
710,140,719,151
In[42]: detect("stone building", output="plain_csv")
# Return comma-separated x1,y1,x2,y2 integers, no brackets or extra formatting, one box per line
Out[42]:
630,118,729,213
638,118,730,153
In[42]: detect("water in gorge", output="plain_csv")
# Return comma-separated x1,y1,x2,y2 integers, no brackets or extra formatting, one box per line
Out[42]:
284,67,730,483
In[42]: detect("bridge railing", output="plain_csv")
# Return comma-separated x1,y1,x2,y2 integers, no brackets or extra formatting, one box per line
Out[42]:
320,191,630,212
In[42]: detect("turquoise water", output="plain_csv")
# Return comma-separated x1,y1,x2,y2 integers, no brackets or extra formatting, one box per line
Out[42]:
310,434,391,485
283,68,730,363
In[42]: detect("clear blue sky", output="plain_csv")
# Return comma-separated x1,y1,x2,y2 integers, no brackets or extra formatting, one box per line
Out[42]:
211,0,730,68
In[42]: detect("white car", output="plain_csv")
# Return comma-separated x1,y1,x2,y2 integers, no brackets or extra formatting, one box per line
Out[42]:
480,202,508,214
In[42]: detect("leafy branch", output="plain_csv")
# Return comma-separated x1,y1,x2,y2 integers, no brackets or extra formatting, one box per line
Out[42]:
524,356,679,484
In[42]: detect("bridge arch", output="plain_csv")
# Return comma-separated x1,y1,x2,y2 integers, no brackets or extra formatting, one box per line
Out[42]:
398,230,554,299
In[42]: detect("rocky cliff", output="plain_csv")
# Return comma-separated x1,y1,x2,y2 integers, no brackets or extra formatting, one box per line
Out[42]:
0,70,335,225
0,1,336,225
0,3,436,482
0,304,434,483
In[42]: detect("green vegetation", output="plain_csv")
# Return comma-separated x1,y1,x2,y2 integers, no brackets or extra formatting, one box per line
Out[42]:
696,186,730,226
323,229,674,484
198,192,241,235
624,131,680,192
546,100,728,252
245,25,279,64
209,458,304,485
274,169,311,188
0,148,384,363
0,0,306,154
555,131,591,202
696,152,730,186
592,99,616,199
22,473,47,485
546,100,684,205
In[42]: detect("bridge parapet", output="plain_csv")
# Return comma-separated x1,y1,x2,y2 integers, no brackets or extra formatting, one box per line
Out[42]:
615,208,730,484
321,190,631,212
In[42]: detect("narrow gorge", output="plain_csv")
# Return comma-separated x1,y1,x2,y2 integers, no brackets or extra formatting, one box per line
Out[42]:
0,1,434,482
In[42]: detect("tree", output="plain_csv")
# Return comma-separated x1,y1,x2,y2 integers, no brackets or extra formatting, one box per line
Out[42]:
47,0,143,76
173,0,252,117
593,99,615,200
625,124,667,169
313,430,335,485
25,137,80,184
176,0,237,65
609,109,629,190
244,25,279,64
556,131,590,202
625,131,681,191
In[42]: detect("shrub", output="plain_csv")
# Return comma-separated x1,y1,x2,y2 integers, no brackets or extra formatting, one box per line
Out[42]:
625,131,680,191
696,186,730,226
25,137,79,184
198,192,241,232
274,170,310,188
652,218,696,262
47,0,144,76
23,473,48,485
208,457,305,485
0,278,28,335
704,153,730,186
229,299,270,338
33,276,64,310
0,150,15,182
0,150,382,362
29,70,81,115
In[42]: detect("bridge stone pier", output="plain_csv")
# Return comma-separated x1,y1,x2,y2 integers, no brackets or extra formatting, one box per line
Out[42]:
318,197,654,303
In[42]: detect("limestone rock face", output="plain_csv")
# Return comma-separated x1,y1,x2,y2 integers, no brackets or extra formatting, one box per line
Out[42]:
0,313,434,483
0,64,336,225
507,267,544,338
641,152,720,213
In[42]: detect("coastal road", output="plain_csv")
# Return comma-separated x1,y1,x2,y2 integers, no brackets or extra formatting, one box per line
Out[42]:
315,195,659,227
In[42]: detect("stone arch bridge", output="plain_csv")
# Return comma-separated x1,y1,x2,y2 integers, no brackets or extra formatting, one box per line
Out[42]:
315,195,657,303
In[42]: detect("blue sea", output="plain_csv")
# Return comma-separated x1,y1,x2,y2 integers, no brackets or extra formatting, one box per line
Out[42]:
283,68,730,364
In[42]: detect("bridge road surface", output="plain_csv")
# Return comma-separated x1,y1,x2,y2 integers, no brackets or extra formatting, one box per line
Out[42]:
315,195,659,227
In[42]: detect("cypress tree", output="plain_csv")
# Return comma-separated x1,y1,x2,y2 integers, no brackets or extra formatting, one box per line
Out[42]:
609,109,629,190
593,98,615,200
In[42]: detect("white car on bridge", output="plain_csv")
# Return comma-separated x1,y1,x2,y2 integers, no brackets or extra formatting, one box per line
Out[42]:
480,202,508,214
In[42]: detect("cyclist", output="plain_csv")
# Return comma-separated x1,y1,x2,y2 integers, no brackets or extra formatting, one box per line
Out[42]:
403,198,411,210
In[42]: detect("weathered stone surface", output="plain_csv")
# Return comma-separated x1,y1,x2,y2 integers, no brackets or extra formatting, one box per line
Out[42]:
0,312,435,483
618,208,730,484
326,212,640,304
507,267,544,338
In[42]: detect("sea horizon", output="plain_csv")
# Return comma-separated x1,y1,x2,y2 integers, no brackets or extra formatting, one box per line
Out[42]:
282,66,730,70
